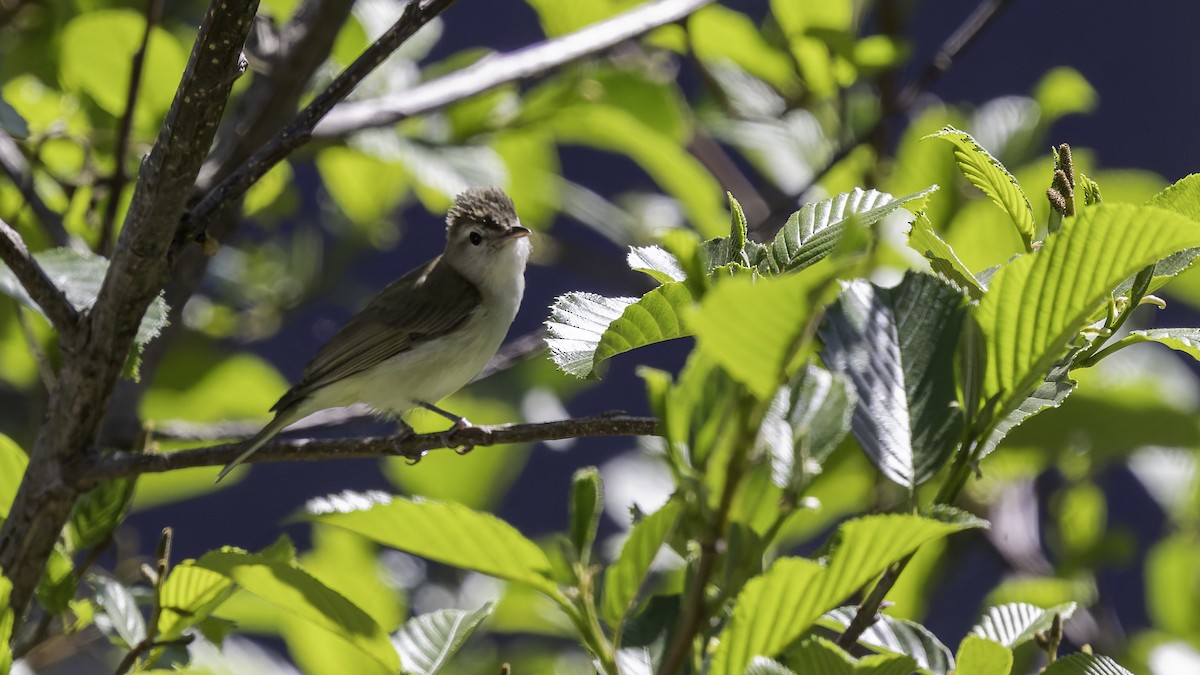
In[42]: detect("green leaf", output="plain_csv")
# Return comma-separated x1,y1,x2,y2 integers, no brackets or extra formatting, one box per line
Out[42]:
1041,653,1134,675
907,214,986,301
925,126,1036,250
642,350,741,471
523,0,640,36
759,187,938,275
601,501,681,628
37,546,76,614
820,272,967,488
1145,534,1200,635
819,606,954,675
546,283,694,379
197,541,399,673
691,269,836,400
301,491,555,593
976,204,1200,430
1105,328,1200,364
69,478,135,550
746,658,797,675
0,434,27,519
971,602,1076,649
315,146,408,227
92,574,146,648
0,574,13,675
977,354,1076,459
0,248,168,346
760,365,856,495
709,513,982,674
569,467,603,565
688,5,799,95
157,562,234,641
627,246,685,283
549,104,727,236
59,10,187,127
1034,67,1097,122
954,635,1012,675
393,602,494,675
781,636,918,675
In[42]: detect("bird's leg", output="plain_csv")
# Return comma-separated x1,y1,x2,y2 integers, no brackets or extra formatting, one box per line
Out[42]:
389,419,424,464
416,401,475,454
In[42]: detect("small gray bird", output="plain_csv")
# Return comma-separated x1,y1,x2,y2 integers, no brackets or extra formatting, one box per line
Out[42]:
218,186,531,482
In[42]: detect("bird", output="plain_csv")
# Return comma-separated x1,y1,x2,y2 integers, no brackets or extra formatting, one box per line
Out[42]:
217,186,531,482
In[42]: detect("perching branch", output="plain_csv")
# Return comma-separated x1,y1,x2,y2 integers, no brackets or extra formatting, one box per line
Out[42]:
314,0,719,137
0,215,79,332
177,0,460,252
79,415,661,485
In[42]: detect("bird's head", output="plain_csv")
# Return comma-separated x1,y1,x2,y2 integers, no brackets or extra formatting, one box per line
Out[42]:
443,186,531,287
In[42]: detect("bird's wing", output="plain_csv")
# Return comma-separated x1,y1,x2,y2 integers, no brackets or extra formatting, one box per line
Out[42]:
272,257,481,412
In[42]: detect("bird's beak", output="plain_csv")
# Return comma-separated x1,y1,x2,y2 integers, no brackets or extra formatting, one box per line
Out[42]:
504,225,532,239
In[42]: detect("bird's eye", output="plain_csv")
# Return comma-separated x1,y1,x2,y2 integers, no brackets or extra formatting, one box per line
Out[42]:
469,231,483,246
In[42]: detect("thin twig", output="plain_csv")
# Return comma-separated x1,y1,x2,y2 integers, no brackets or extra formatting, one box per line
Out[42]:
176,0,461,252
0,215,79,332
314,0,718,137
751,0,1014,236
98,0,164,256
78,415,660,485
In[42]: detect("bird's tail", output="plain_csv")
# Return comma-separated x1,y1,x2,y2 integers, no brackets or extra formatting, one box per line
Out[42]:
216,408,300,483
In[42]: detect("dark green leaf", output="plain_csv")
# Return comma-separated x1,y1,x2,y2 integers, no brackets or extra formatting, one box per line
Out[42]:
601,501,681,627
782,636,918,675
393,602,494,675
977,353,1076,459
759,187,938,275
819,606,954,675
0,248,168,346
92,574,146,648
69,478,135,550
568,467,602,565
760,365,856,494
820,272,967,489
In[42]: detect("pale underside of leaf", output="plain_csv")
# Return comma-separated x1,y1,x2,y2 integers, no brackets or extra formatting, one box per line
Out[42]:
392,602,494,675
971,602,1077,649
819,606,954,675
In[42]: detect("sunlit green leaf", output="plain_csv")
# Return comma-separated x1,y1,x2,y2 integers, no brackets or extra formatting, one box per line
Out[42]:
971,602,1076,649
0,574,12,675
0,434,27,519
954,634,1011,675
907,214,986,300
821,272,966,488
760,187,938,275
710,513,982,674
1145,534,1200,636
601,500,680,628
37,546,75,614
975,204,1200,435
393,602,494,675
158,562,234,641
301,491,555,593
546,283,694,379
1034,67,1098,122
692,269,837,400
1041,653,1134,675
197,541,399,673
925,126,1036,250
689,5,798,95
315,146,408,227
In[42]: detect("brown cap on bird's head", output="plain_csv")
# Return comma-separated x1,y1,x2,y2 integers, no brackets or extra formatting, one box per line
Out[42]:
446,186,518,232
